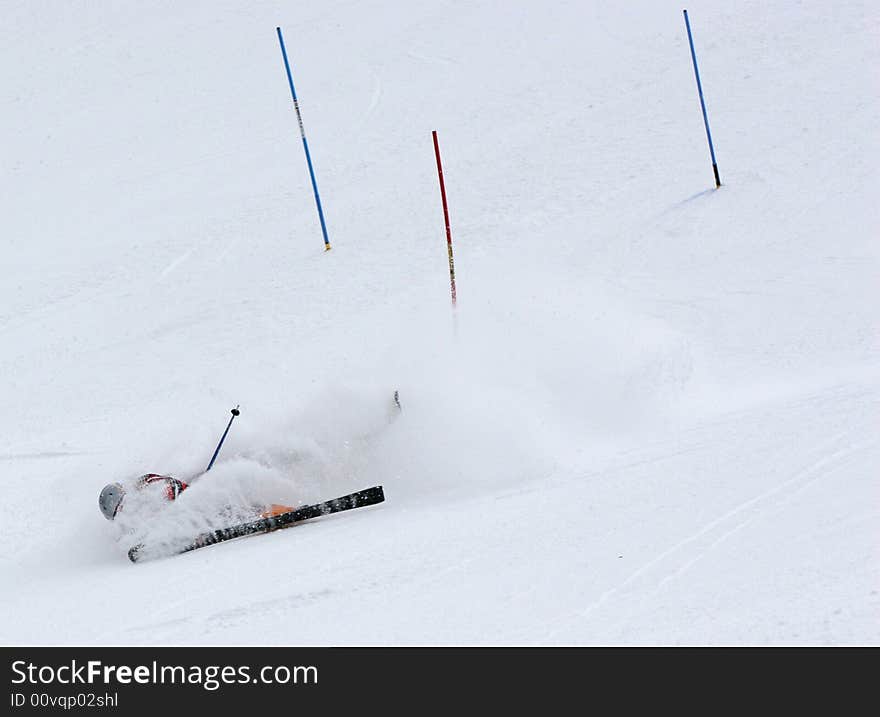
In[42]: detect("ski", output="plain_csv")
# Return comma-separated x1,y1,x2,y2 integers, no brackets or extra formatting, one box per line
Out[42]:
128,485,385,563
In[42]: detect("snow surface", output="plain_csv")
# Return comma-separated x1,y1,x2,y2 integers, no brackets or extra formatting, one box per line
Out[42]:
1,0,878,645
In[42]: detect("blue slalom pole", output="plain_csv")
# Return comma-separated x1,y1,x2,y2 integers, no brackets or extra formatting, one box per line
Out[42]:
276,26,332,251
206,405,240,472
683,9,721,188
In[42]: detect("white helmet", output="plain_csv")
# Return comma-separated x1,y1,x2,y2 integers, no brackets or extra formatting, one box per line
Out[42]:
98,482,126,520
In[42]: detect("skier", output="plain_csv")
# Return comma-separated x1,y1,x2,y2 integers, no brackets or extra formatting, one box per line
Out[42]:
101,391,401,531
99,472,295,525
98,473,188,521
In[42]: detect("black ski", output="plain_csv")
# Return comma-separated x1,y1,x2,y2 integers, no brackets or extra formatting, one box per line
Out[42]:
129,485,385,563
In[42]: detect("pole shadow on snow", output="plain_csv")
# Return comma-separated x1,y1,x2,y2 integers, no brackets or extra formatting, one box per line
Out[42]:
649,188,716,224
677,188,715,206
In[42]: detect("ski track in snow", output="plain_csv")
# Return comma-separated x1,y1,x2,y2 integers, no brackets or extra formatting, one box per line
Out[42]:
559,435,869,638
159,248,195,280
0,451,88,462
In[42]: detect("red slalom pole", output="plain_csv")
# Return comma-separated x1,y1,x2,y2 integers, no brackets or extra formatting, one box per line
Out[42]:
432,130,457,307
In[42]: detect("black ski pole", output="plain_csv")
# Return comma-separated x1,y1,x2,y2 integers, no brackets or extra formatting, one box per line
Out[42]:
206,405,240,472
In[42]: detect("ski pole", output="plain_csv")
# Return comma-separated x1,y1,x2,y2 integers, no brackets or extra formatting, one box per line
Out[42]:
206,405,240,472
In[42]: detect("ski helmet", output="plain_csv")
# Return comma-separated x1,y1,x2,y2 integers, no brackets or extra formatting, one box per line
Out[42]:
98,482,126,520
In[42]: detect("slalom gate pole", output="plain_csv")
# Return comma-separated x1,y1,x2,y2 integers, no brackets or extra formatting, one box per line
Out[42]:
683,9,721,188
206,405,240,472
276,26,332,251
432,130,457,307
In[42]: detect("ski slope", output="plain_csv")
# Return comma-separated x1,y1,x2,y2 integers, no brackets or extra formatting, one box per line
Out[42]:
1,0,877,645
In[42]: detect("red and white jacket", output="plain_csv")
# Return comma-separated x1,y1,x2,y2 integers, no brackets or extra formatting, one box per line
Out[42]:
136,473,188,501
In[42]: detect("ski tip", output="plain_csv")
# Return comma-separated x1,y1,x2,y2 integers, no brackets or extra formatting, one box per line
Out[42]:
128,544,144,563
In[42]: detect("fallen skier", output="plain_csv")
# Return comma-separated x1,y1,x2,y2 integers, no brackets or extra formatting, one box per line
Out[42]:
99,393,399,561
97,405,295,525
98,472,296,524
